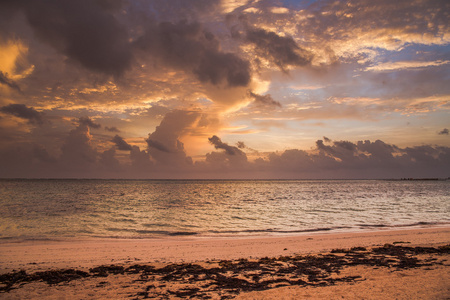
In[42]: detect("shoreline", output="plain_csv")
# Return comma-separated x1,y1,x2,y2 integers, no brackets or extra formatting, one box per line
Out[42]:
1,227,449,299
1,226,449,273
2,220,449,242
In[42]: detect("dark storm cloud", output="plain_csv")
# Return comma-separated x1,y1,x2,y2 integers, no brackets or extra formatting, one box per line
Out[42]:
111,134,132,151
78,117,101,129
105,126,120,133
248,91,281,107
208,135,245,156
1,0,252,90
0,104,44,125
135,20,251,87
0,72,21,92
243,28,313,71
438,128,449,135
2,0,133,77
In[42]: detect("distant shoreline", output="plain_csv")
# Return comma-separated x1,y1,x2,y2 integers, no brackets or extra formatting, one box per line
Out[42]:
0,177,449,181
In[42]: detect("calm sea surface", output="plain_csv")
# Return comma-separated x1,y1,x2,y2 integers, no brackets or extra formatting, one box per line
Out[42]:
0,179,449,240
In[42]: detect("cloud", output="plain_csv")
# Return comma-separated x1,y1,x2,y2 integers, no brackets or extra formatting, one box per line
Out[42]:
0,104,44,125
334,140,357,152
78,117,101,129
201,135,248,172
147,139,171,153
242,27,313,71
296,0,450,64
439,128,449,135
111,134,133,151
105,126,120,132
145,110,199,165
0,71,21,92
130,145,153,172
0,131,449,179
32,144,56,163
249,91,281,107
208,135,245,156
0,39,33,86
135,20,251,87
59,122,98,172
99,147,121,172
140,0,221,21
221,0,250,14
236,141,246,149
261,138,450,179
366,60,450,72
0,0,448,180
3,0,133,77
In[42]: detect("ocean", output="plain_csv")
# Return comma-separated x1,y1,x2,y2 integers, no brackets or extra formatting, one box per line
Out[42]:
0,179,449,241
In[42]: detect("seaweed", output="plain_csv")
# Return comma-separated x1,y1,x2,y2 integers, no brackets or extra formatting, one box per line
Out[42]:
0,269,90,292
1,244,449,298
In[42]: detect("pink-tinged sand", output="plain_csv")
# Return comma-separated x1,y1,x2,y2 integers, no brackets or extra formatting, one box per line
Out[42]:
0,227,449,299
235,264,450,300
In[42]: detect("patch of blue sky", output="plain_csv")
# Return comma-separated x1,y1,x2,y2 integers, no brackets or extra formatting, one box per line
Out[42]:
373,44,450,63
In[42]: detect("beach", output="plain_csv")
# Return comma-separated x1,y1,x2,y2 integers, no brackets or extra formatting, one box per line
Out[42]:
1,227,449,299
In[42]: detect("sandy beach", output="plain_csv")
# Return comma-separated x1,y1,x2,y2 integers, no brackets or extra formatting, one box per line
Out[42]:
1,227,449,299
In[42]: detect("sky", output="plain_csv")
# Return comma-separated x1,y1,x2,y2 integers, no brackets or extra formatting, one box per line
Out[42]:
0,0,449,179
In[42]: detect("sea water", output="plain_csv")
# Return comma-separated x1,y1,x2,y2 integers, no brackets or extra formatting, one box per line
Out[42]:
0,179,449,240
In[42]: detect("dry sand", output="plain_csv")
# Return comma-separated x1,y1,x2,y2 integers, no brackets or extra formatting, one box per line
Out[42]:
0,227,449,299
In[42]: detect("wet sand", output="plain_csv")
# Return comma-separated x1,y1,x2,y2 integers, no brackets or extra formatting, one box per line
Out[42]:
1,227,449,299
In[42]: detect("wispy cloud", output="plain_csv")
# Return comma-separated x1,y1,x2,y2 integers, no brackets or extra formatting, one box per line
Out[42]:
366,60,450,72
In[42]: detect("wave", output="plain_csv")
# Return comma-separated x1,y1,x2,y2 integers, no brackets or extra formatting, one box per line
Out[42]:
207,226,352,235
135,230,198,236
104,221,450,238
357,221,450,229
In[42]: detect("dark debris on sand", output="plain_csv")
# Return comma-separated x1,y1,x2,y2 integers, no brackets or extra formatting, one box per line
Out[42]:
0,244,449,298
